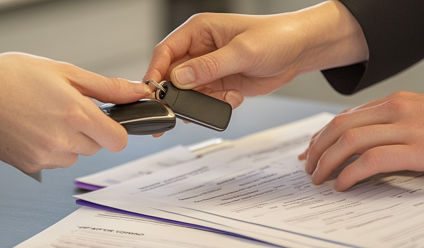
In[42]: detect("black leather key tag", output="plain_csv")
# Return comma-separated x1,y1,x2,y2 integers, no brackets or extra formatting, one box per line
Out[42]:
155,81,232,131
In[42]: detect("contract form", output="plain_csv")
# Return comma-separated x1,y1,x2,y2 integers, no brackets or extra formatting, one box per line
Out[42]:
75,138,232,190
16,206,275,248
76,113,424,248
75,145,198,190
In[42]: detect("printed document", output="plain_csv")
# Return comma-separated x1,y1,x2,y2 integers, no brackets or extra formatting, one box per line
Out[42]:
15,206,275,248
76,113,424,248
75,145,197,189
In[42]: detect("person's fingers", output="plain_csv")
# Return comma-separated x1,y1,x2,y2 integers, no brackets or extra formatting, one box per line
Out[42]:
344,91,424,114
152,132,165,138
298,147,309,161
8,125,103,173
73,97,128,153
142,19,203,84
67,132,102,156
19,150,80,172
41,152,80,169
301,94,422,171
305,103,393,175
194,89,244,109
59,63,151,103
299,125,327,165
45,133,101,169
143,43,174,84
310,124,404,185
333,145,415,191
170,39,250,90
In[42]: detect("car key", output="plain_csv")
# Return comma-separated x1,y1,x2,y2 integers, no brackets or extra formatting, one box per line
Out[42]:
147,80,232,132
100,99,176,135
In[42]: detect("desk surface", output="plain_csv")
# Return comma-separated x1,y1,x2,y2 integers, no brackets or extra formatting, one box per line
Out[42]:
0,95,346,247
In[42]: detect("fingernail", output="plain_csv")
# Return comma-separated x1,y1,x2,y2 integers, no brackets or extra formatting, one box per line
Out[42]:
298,151,306,160
131,81,149,94
311,169,320,184
333,180,340,190
174,66,196,85
227,91,244,109
305,161,312,174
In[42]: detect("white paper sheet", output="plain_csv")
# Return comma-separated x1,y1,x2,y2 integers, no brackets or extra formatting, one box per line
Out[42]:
76,113,424,248
15,206,276,248
77,113,352,248
76,113,424,247
76,145,198,188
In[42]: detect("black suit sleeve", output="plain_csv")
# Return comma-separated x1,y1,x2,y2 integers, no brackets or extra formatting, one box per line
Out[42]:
321,0,424,95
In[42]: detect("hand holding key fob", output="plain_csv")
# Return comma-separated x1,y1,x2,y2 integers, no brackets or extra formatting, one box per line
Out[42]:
101,80,232,135
100,99,176,135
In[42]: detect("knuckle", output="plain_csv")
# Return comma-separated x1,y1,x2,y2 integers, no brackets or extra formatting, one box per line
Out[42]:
360,149,381,171
26,149,49,169
188,13,212,24
19,163,42,174
328,114,348,134
388,91,413,99
38,132,70,154
307,141,321,161
339,128,359,149
60,155,79,169
195,55,220,80
84,145,102,157
385,98,416,116
102,78,125,101
54,60,78,73
308,140,317,155
233,37,259,60
43,138,65,153
109,134,128,153
2,52,26,61
153,43,168,59
63,106,90,129
108,77,125,90
111,142,126,153
307,137,315,149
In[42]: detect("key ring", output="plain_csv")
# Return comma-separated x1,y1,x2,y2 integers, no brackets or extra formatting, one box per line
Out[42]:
145,79,166,93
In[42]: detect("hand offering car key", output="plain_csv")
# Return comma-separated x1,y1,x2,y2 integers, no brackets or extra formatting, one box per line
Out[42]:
100,80,232,135
99,99,176,135
147,80,232,131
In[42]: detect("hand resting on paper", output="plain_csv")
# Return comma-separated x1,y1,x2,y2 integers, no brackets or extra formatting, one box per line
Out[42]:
0,52,150,173
299,91,424,191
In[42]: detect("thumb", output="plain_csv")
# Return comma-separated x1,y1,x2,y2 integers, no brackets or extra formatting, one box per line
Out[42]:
171,43,245,89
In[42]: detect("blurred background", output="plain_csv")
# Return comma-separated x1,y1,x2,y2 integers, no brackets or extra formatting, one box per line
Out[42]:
1,0,423,107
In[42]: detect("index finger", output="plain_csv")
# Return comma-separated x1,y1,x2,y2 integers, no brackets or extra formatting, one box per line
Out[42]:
143,14,220,83
143,25,194,83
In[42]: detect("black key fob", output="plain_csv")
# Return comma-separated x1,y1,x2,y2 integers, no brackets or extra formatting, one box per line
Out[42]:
100,99,176,135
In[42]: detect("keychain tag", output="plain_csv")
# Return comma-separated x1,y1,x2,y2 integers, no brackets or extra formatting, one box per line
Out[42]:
148,80,232,132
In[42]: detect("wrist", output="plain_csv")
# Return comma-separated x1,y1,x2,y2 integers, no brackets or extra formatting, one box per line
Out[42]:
292,0,369,74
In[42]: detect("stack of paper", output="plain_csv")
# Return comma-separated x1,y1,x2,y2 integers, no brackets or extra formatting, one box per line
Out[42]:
18,113,424,247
